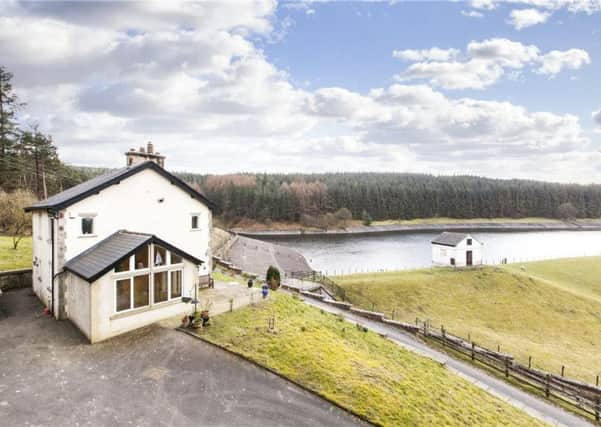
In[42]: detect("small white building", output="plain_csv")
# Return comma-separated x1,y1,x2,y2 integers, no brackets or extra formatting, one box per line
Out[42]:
26,143,217,342
431,232,483,267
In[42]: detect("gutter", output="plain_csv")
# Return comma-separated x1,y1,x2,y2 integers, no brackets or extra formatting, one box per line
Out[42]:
49,210,55,316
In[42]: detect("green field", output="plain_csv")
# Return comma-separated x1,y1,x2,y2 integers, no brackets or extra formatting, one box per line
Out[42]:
334,260,601,383
198,292,542,426
0,236,32,271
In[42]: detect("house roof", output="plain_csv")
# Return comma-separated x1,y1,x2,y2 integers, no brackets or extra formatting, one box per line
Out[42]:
431,232,472,247
63,230,203,282
25,161,217,212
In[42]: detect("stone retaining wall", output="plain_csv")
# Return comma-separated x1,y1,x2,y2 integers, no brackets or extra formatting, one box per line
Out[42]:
0,268,32,291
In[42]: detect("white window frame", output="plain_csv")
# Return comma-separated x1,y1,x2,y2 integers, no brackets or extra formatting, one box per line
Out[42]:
113,244,185,314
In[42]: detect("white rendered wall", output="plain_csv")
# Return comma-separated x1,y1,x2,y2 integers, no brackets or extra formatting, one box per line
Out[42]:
65,273,92,340
432,236,483,267
61,168,212,275
31,210,53,309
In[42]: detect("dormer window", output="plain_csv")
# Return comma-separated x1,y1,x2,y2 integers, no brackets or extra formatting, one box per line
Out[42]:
81,217,94,235
467,238,472,246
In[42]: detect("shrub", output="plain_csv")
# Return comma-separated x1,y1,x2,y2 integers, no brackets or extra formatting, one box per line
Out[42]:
266,265,281,290
361,210,372,226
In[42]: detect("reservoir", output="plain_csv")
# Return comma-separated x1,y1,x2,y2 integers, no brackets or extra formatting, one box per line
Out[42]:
261,230,601,274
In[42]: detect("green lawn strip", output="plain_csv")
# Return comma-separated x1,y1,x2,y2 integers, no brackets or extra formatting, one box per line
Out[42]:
334,266,601,384
211,270,247,285
0,236,32,271
198,292,544,426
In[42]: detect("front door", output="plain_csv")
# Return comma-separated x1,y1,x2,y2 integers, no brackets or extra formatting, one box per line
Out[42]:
466,251,473,266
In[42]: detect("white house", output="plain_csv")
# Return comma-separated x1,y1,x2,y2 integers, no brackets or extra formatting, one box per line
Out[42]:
25,143,216,343
431,232,483,267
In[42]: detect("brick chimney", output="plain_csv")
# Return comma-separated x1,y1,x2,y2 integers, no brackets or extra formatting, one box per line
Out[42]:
125,142,165,168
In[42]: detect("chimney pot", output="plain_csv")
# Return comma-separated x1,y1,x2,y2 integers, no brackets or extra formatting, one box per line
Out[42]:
147,141,154,154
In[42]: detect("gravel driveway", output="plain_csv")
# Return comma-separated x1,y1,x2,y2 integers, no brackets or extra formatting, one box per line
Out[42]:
0,288,365,427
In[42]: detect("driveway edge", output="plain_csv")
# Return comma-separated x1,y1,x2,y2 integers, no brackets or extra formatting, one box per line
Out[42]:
176,327,377,427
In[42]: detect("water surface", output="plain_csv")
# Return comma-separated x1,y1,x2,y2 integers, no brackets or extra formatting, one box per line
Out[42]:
261,231,601,274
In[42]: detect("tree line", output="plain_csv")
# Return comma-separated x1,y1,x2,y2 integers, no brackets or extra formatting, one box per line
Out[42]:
176,172,601,225
0,66,92,200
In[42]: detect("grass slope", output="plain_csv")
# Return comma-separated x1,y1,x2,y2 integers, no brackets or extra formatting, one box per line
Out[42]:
198,293,543,426
335,264,601,383
0,236,32,271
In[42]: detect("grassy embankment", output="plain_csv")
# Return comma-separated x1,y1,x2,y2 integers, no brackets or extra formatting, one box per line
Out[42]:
0,236,32,271
334,258,601,383
198,292,543,426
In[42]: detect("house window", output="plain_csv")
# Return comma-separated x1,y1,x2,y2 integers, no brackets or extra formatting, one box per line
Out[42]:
133,275,149,308
450,258,456,266
171,252,182,264
154,245,167,266
191,214,199,230
81,217,94,235
116,279,131,312
467,238,472,246
171,270,182,298
154,271,168,303
135,245,149,270
115,257,130,273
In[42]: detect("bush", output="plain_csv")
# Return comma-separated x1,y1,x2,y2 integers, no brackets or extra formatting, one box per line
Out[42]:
361,210,372,226
0,190,36,249
557,202,579,220
334,207,352,227
266,265,281,290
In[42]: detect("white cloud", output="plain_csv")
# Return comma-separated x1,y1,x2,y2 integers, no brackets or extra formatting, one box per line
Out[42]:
508,8,551,29
593,109,601,126
393,47,460,62
0,1,597,182
461,10,485,18
395,38,589,89
537,49,591,74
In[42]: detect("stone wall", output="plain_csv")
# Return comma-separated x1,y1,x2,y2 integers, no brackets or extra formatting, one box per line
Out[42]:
0,268,32,291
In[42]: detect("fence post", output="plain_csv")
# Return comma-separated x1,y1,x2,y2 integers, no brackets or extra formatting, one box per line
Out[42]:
505,358,510,378
561,365,565,377
471,342,475,361
423,321,428,337
441,325,446,345
391,308,395,320
596,396,600,423
528,356,532,369
545,374,551,398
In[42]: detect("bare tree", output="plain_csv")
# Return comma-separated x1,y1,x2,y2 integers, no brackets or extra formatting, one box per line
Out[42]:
0,189,36,249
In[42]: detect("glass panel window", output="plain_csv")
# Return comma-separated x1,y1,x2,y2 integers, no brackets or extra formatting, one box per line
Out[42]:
191,215,199,229
133,275,149,308
170,252,182,264
154,245,167,266
115,256,130,273
81,218,94,235
170,270,182,298
154,272,168,303
134,245,149,270
467,239,472,246
116,279,131,312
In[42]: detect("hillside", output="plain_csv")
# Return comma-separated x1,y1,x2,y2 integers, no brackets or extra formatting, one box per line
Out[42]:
197,292,544,426
334,260,601,383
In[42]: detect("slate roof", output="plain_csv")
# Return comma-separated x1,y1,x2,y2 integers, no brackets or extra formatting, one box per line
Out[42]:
431,232,471,247
64,230,203,282
25,161,217,212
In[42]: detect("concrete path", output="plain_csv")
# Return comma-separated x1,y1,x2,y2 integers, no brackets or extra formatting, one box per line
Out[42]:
0,288,366,427
300,295,592,427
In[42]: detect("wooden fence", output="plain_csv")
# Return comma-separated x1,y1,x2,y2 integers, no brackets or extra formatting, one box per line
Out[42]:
422,321,601,422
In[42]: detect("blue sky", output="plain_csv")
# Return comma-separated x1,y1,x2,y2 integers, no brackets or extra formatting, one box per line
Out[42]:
265,1,600,125
1,1,600,182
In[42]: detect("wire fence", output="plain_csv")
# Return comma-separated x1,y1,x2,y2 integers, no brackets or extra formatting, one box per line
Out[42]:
308,251,601,277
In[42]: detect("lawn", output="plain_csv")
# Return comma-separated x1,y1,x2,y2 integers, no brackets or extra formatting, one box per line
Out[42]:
198,292,543,426
334,263,601,383
0,236,32,271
